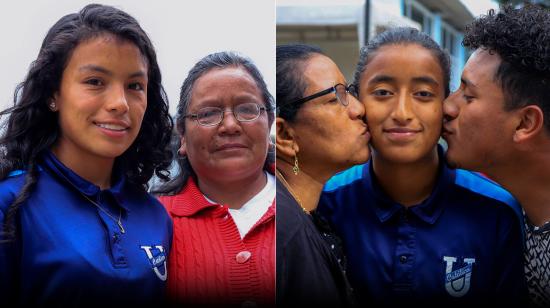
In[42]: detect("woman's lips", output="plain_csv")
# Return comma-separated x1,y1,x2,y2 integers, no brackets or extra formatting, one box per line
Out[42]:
216,143,247,151
383,127,421,142
362,128,371,141
94,120,131,138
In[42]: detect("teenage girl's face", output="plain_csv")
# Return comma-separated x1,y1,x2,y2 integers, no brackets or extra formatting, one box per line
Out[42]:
53,35,148,162
358,43,445,164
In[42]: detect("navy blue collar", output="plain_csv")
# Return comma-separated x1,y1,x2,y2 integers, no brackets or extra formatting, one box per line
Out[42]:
365,145,455,225
41,151,129,211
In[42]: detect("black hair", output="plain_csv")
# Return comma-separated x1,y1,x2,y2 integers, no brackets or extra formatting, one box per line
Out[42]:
154,51,274,195
463,5,550,131
0,4,173,241
353,27,451,98
276,43,324,121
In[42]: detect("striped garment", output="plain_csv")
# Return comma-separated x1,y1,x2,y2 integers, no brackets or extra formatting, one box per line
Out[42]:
525,214,550,307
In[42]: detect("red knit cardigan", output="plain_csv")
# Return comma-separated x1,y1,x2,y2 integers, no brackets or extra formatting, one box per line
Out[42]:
159,176,275,307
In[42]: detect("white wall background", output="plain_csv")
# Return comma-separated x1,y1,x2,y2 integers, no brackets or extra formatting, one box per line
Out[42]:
0,0,275,116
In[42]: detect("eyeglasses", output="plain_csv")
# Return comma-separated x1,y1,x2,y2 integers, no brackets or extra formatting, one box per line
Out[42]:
283,83,357,109
183,102,267,127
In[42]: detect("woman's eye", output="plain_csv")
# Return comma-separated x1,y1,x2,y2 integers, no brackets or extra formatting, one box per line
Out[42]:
328,97,339,103
197,108,220,119
372,89,392,96
129,82,144,91
85,78,103,86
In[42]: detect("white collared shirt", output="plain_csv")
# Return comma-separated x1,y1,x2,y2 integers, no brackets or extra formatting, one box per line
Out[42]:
204,172,275,239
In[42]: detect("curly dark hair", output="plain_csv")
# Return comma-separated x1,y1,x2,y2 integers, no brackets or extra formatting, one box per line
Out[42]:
353,27,451,98
0,4,173,241
463,5,550,130
154,51,275,196
276,43,324,122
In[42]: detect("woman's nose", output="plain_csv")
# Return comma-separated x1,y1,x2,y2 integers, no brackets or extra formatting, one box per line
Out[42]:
347,94,366,121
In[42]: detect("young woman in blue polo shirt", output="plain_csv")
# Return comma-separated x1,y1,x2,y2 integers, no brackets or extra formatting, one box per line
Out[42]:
0,4,173,306
319,27,527,306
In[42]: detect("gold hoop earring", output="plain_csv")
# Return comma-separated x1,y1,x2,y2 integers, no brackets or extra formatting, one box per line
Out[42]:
293,155,299,175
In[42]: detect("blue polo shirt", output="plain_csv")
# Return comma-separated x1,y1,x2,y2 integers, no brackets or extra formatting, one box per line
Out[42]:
0,151,172,306
318,152,527,305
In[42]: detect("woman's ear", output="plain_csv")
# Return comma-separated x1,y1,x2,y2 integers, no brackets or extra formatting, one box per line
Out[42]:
50,93,60,111
276,117,299,158
178,136,187,156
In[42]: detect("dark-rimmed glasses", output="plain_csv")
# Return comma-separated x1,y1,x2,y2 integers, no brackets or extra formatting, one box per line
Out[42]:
281,83,357,109
183,102,266,127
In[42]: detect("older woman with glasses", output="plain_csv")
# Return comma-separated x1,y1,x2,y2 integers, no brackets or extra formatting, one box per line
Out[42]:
276,43,370,307
155,52,275,306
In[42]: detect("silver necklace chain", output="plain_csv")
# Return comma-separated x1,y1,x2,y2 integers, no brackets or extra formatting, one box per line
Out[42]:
80,193,125,234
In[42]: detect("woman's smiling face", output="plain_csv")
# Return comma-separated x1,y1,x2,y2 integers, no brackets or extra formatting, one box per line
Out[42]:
358,43,445,163
53,35,148,161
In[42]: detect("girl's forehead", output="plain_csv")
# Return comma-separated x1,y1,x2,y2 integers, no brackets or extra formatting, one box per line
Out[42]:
361,44,445,83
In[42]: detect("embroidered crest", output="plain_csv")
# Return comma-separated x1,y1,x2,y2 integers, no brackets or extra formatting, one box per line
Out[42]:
140,245,168,281
443,256,476,297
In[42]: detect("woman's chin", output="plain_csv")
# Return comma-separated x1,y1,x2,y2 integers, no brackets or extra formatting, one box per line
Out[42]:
198,162,266,182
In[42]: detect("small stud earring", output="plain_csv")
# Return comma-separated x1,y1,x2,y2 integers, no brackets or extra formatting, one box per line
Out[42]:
48,101,56,111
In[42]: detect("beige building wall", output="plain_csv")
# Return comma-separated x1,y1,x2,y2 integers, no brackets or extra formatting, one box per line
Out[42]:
277,26,360,81
276,0,419,81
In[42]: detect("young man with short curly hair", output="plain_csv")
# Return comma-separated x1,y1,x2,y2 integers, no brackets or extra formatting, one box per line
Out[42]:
443,4,550,306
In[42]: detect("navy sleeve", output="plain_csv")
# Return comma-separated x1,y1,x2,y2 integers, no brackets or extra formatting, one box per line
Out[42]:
0,192,19,305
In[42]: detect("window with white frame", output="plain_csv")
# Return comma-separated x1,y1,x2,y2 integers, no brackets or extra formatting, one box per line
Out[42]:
441,24,459,56
404,0,433,35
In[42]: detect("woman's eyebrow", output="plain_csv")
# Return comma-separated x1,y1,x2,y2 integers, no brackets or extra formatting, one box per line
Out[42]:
411,76,439,87
78,64,146,78
367,74,395,85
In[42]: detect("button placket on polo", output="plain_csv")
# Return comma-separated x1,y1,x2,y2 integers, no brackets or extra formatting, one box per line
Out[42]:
393,209,415,294
96,192,128,268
